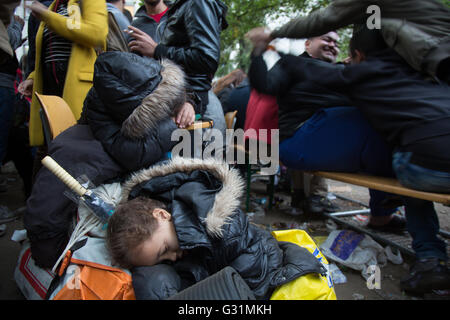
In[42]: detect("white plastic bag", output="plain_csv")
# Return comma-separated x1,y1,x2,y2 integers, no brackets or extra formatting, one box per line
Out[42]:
320,230,386,279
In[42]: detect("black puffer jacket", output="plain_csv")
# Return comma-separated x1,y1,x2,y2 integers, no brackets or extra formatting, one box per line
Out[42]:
154,0,228,109
82,52,186,172
120,157,326,299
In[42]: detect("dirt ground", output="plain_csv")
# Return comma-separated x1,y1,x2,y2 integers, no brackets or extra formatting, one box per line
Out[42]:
0,162,449,301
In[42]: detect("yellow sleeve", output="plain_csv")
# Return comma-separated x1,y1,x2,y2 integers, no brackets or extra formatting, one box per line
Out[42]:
41,0,108,48
27,70,35,81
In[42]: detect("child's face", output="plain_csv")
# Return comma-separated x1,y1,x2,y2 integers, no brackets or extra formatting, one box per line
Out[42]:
130,208,184,267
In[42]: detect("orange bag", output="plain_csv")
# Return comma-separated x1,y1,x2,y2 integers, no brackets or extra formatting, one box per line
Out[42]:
49,237,135,300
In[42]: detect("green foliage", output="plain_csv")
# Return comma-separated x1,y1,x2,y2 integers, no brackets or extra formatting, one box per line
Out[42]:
217,0,334,77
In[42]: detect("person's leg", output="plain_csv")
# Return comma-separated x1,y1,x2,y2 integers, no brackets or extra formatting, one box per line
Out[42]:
279,107,392,172
392,151,450,294
290,170,307,212
204,90,226,136
306,174,342,213
195,90,226,159
280,107,398,221
6,125,34,197
0,86,15,165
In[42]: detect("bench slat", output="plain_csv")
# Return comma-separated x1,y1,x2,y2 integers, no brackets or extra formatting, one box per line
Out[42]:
313,171,450,205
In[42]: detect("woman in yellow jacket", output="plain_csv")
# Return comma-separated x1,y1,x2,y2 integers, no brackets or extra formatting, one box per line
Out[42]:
19,0,108,148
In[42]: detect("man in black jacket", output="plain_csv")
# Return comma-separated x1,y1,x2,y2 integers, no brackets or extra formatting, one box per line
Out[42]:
130,0,169,44
127,0,227,134
281,26,450,296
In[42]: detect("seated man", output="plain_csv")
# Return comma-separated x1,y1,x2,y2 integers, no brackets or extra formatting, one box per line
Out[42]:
278,25,450,295
107,156,326,300
24,52,187,268
248,32,401,228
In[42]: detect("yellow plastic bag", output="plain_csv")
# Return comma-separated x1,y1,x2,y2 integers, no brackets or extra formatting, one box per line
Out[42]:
270,229,337,300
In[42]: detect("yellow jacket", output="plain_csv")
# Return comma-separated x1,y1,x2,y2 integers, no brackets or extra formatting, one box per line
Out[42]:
28,0,108,146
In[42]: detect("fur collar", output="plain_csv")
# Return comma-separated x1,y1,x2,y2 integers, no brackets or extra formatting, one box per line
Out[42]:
120,59,186,139
120,157,245,238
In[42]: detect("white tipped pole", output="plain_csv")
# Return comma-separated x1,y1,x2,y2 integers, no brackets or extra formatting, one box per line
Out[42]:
41,156,87,197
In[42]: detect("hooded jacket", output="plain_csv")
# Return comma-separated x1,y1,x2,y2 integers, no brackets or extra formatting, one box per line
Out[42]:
82,51,186,172
131,3,171,43
153,0,228,112
120,157,326,299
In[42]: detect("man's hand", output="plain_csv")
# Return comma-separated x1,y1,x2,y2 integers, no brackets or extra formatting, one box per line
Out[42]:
18,79,34,97
175,102,195,129
127,25,158,58
245,27,273,48
27,1,48,21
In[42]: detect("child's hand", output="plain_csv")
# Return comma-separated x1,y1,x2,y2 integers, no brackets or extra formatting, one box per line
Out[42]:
175,102,195,129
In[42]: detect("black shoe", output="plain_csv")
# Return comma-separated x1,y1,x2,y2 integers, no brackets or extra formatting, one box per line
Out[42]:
400,258,450,296
320,197,340,213
367,215,407,234
304,195,325,214
304,195,340,214
302,195,330,220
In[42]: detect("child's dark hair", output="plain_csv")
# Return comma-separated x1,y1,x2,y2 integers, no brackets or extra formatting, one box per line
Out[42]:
106,196,168,269
349,24,388,58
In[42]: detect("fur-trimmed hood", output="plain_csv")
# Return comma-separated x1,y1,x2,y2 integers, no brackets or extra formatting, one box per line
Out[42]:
92,52,186,139
120,156,245,238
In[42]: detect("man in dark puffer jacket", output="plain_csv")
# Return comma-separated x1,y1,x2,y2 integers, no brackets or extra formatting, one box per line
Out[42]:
109,157,327,300
25,52,187,268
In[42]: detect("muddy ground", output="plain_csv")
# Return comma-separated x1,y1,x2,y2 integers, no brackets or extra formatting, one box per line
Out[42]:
0,162,449,301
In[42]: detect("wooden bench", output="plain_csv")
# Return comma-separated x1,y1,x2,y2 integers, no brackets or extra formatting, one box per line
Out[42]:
312,171,450,205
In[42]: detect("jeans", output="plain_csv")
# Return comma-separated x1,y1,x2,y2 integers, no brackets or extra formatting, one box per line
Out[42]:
393,151,448,261
0,86,15,165
192,90,226,158
280,107,396,217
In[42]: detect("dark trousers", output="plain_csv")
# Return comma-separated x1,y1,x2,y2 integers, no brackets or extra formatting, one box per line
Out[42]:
280,106,397,218
0,86,15,165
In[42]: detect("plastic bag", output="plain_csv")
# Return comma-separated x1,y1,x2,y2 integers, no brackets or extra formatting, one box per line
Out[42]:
270,229,337,300
319,230,386,279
